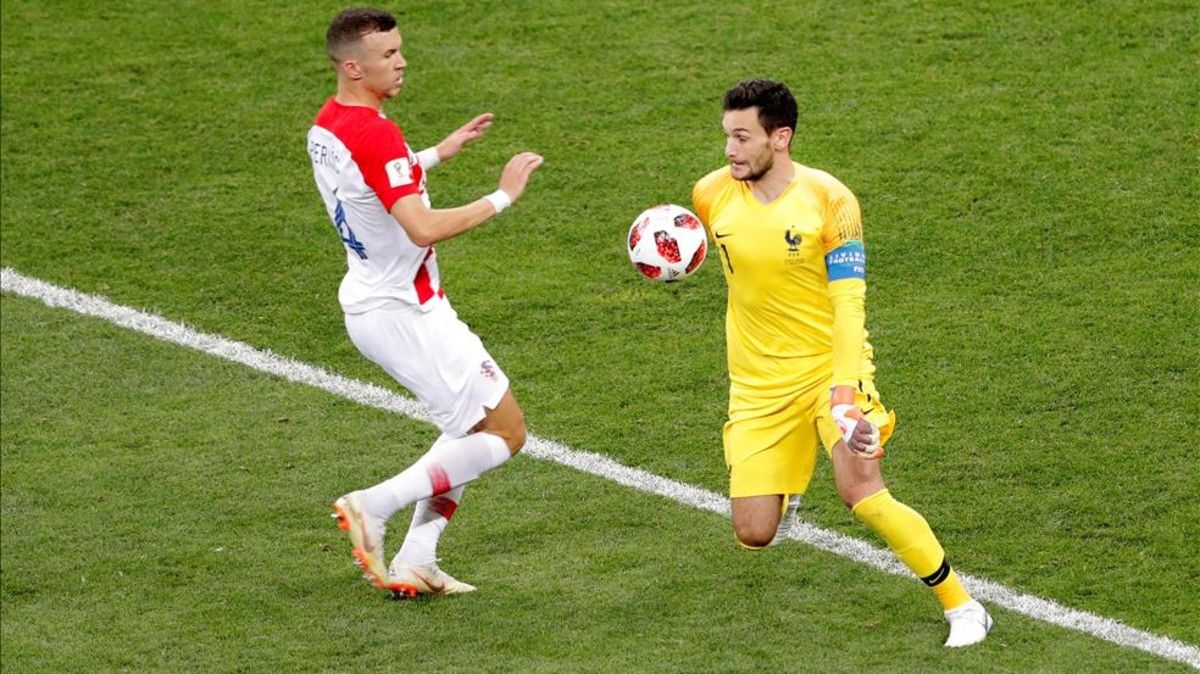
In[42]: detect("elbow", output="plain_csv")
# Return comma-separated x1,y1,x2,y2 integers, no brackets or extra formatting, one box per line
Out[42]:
390,210,440,247
827,280,866,308
407,230,437,247
400,222,439,247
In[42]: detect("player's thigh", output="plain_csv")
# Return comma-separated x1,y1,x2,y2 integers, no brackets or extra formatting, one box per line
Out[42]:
814,377,893,506
830,441,885,507
344,305,431,395
344,302,511,438
724,391,820,500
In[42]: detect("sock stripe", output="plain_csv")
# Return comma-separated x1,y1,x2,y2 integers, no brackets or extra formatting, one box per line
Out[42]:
427,463,451,496
429,495,458,520
921,557,951,587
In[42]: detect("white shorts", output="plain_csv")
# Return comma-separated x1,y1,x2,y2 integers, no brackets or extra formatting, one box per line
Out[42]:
344,300,510,437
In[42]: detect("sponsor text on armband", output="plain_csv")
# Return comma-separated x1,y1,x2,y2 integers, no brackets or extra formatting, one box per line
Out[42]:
825,240,867,281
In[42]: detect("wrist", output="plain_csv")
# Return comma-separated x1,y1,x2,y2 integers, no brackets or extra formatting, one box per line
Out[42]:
831,404,861,431
830,385,856,408
484,189,512,214
416,147,441,170
830,386,862,435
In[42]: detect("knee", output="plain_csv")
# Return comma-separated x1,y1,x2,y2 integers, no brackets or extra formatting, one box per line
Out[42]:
839,482,886,510
505,418,527,454
475,406,527,454
733,522,776,550
490,413,525,454
837,488,858,510
834,466,886,510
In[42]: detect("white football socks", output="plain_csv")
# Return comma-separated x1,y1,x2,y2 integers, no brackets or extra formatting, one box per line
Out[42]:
359,431,511,521
395,485,465,566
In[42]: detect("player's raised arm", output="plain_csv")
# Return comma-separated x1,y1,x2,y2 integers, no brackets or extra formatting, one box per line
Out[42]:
390,151,543,246
415,113,495,170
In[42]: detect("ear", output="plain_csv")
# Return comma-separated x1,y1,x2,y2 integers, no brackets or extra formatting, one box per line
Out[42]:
773,127,793,152
339,58,364,81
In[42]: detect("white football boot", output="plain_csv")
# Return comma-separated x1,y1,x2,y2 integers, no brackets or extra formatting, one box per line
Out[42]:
332,492,390,591
944,599,993,647
387,558,477,598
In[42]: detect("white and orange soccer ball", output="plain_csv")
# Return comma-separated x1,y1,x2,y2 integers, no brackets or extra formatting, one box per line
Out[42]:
626,204,707,282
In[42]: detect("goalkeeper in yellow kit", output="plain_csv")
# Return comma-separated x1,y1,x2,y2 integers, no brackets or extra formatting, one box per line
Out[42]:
692,79,992,647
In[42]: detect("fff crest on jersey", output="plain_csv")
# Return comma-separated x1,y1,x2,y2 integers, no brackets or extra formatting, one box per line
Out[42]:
782,226,804,266
785,227,802,252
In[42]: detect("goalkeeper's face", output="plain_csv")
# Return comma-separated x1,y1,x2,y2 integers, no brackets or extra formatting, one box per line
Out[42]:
723,108,775,182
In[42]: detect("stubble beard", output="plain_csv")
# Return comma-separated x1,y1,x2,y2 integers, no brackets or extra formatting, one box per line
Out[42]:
734,153,773,183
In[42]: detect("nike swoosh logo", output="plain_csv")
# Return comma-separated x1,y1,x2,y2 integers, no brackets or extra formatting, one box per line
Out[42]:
714,232,732,239
411,568,445,593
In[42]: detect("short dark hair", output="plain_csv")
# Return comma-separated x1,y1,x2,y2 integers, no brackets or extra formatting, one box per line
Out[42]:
722,79,798,134
326,7,397,61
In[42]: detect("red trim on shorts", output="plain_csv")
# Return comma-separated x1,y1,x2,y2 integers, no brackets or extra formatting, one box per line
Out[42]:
427,463,451,496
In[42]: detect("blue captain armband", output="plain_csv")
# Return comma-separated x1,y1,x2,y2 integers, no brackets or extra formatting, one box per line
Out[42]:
825,240,867,281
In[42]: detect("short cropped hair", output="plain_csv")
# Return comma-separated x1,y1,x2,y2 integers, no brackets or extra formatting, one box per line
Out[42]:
326,7,397,61
722,79,798,134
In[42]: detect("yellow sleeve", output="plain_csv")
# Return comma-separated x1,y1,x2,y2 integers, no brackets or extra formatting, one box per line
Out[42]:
692,167,728,228
691,179,711,225
822,188,867,389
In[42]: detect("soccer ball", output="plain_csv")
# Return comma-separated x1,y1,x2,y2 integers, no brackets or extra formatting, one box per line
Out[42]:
627,204,707,282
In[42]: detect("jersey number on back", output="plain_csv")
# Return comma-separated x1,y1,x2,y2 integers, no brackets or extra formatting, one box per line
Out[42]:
331,190,368,260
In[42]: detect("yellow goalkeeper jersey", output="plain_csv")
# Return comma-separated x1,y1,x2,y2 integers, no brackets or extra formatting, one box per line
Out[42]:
692,161,871,391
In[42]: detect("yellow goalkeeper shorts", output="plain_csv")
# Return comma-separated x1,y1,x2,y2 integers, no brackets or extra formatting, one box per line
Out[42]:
724,371,895,499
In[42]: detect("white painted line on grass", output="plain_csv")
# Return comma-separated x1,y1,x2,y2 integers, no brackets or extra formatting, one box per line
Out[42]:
3,266,1197,670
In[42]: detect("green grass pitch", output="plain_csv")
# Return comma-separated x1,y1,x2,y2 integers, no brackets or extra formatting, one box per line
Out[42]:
2,1,1197,671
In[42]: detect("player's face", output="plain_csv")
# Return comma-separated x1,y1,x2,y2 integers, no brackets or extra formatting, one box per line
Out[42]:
723,108,774,182
354,28,407,100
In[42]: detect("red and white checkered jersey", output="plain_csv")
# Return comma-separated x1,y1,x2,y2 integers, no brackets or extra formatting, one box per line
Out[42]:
308,97,444,314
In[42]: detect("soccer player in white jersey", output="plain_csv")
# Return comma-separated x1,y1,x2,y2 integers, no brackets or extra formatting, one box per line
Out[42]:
307,7,543,597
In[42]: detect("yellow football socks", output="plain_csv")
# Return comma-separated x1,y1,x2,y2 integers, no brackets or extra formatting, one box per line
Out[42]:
851,488,971,611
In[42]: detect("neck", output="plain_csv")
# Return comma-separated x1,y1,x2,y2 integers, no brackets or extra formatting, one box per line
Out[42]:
748,156,795,204
335,81,383,110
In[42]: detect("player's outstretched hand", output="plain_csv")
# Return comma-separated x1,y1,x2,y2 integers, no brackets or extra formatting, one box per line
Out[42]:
498,152,544,203
847,417,884,460
437,113,494,161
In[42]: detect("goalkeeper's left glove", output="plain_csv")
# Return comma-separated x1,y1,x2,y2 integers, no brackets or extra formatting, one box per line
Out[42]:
831,385,883,460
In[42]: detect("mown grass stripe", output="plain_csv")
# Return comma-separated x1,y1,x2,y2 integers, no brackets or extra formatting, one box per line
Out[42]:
3,265,1196,670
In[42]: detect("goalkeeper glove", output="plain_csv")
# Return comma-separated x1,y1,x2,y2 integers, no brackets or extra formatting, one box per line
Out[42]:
831,385,883,460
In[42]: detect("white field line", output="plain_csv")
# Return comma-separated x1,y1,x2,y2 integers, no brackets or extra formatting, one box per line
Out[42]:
3,265,1197,670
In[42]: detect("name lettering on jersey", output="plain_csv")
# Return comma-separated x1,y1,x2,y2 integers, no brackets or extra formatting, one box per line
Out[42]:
307,139,344,170
385,156,414,187
825,240,867,280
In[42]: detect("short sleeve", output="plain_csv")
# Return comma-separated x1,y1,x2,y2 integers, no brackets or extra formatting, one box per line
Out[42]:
692,181,710,226
354,120,424,210
692,167,727,228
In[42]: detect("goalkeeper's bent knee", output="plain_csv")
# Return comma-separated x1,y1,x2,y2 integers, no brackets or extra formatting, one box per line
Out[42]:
736,535,770,551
